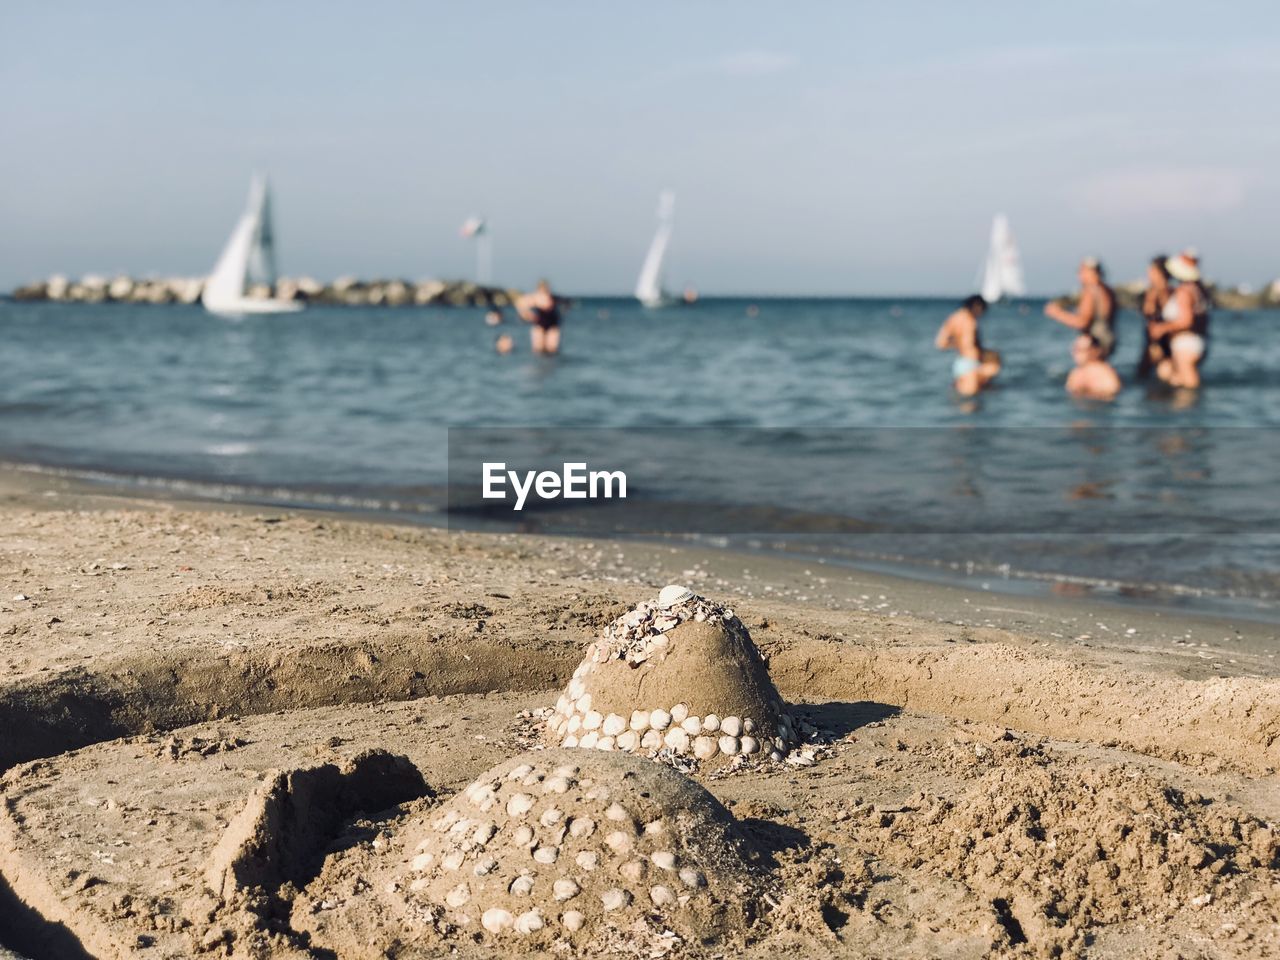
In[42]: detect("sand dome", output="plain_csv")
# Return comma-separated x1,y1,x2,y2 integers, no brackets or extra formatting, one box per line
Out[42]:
399,748,770,943
546,587,800,765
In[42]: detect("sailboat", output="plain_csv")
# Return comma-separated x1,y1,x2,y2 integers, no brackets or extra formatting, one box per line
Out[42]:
202,174,303,317
634,190,676,308
978,213,1026,304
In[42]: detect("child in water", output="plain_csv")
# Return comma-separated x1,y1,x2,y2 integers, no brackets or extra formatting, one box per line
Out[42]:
935,295,1001,396
1065,335,1121,400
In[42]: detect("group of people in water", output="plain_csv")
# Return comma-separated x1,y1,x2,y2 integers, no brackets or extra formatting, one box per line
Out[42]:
489,279,563,356
936,249,1211,400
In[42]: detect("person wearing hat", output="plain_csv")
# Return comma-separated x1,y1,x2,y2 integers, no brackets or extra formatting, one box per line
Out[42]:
1149,249,1210,389
1044,257,1117,360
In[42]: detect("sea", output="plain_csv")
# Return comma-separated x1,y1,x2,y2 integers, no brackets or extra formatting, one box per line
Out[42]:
2,297,1277,623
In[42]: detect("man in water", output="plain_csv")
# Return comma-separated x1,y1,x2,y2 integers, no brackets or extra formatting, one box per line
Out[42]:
515,279,562,355
935,295,1000,396
1044,257,1116,359
1065,334,1121,400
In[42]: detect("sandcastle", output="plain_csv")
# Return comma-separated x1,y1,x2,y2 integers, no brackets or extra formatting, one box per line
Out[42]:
546,586,804,764
399,748,770,942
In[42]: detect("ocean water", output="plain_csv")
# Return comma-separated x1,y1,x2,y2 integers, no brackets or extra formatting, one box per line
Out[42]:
1,297,1277,620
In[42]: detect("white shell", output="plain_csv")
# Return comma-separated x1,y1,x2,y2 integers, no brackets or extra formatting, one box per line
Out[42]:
663,728,690,752
640,729,663,750
743,717,757,734
629,710,651,732
601,888,632,911
720,716,742,737
692,735,718,760
579,731,599,749
582,710,603,731
670,703,689,724
595,736,615,751
740,735,760,755
562,910,585,931
651,850,677,871
657,584,695,608
569,816,596,838
445,883,470,907
562,734,579,748
649,708,672,731
533,845,559,864
482,908,515,933
605,830,634,854
566,715,582,735
650,884,676,906
506,794,535,817
602,714,627,737
605,802,632,823
678,867,706,888
681,716,703,736
576,850,599,870
718,735,740,756
515,909,544,934
616,730,640,752
553,878,580,901
702,714,721,733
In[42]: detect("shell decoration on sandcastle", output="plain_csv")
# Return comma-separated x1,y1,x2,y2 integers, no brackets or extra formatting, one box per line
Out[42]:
400,749,770,941
546,586,810,766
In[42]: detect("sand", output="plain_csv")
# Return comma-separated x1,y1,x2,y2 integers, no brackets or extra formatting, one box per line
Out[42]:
0,465,1277,958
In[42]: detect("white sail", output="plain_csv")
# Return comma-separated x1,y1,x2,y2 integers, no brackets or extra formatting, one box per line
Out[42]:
979,213,1026,303
203,174,301,317
635,190,675,308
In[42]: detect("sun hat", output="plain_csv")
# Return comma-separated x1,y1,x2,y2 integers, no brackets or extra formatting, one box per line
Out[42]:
1166,252,1201,282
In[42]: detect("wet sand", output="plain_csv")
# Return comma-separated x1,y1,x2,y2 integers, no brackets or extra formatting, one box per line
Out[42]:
0,465,1277,958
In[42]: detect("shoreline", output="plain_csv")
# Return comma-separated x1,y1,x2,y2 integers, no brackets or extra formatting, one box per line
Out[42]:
5,459,1279,643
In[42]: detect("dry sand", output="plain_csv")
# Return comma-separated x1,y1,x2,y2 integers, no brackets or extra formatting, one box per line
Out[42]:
0,466,1277,958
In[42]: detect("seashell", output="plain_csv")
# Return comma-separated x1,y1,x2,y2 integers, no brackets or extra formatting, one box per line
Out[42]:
720,716,742,738
553,764,578,778
533,845,559,864
544,776,571,794
434,809,462,831
576,850,599,871
472,822,497,846
692,736,718,760
743,717,757,734
644,819,667,836
554,695,570,715
445,883,470,907
663,728,690,753
657,584,695,608
616,730,640,752
553,878,580,901
773,737,786,752
566,715,582,734
509,874,535,896
605,830,634,854
681,716,702,736
540,808,563,827
562,734,579,748
449,817,474,835
507,764,534,781
702,714,721,733
568,816,596,839
482,907,515,934
649,708,672,731
506,794,535,817
620,859,647,882
474,856,498,876
441,850,465,871
670,703,689,724
640,730,663,750
678,867,706,888
561,909,585,932
411,852,434,871
576,693,593,714
650,884,676,907
651,850,677,871
602,714,627,737
595,735,615,751
579,731,599,749
718,735,740,756
515,909,544,935
582,710,603,731
601,888,632,911
567,676,584,698
522,772,544,787
513,825,535,846
629,710,650,732
769,750,784,762
740,735,760,755
651,633,670,651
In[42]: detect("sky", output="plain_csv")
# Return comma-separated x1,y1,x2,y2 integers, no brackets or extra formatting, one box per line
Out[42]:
2,1,1279,295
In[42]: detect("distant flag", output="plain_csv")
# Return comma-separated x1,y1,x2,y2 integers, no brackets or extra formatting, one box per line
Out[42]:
460,216,486,239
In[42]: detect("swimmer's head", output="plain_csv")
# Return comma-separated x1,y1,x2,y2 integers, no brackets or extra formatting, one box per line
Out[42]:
495,333,514,355
962,294,988,316
1079,257,1104,284
1072,334,1102,365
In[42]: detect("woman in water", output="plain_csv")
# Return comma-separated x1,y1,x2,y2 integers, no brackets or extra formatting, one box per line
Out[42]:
1149,250,1210,389
1136,255,1172,380
935,295,1000,396
1044,257,1117,359
515,279,563,355
1066,334,1122,401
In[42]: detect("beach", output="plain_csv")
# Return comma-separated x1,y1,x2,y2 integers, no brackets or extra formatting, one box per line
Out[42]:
1,465,1276,959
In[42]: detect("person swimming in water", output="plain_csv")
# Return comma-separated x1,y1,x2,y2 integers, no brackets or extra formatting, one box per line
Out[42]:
1044,257,1117,359
935,294,1000,396
515,279,562,355
1066,334,1122,401
1136,254,1172,380
1150,250,1210,389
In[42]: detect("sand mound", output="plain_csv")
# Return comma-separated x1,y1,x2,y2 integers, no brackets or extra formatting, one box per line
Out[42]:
396,748,772,944
546,587,802,765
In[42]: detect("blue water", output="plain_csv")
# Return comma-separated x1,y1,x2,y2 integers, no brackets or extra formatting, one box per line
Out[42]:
2,297,1277,619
